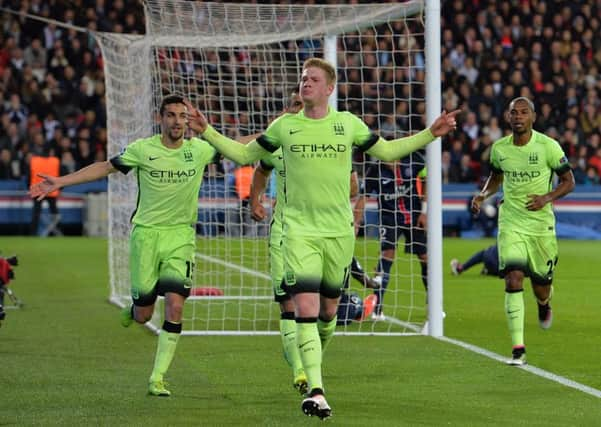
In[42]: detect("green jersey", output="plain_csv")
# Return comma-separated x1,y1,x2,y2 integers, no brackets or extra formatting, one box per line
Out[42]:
257,107,377,237
490,130,570,236
110,134,217,227
259,149,285,225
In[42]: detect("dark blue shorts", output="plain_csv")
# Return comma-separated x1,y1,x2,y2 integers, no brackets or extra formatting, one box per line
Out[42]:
379,215,426,255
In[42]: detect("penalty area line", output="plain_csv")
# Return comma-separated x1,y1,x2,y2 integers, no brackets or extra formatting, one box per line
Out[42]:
439,335,601,400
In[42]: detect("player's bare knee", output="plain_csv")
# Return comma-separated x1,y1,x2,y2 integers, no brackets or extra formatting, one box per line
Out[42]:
166,302,184,322
134,309,154,323
504,271,524,292
319,298,339,320
280,299,295,313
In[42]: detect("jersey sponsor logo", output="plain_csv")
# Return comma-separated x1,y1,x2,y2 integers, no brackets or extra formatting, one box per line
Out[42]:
503,170,541,183
382,179,392,185
289,129,302,135
383,185,412,201
333,122,345,135
149,169,197,182
149,156,160,161
290,143,347,159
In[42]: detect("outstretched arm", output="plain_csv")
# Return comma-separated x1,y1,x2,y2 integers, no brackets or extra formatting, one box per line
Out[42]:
184,100,270,165
250,164,271,221
367,110,460,161
29,160,116,201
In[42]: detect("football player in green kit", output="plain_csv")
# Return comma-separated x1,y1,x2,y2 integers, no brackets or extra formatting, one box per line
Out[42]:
472,97,575,366
184,58,459,419
29,95,218,397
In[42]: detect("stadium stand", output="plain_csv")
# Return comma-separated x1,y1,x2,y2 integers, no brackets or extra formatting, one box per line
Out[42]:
0,0,599,236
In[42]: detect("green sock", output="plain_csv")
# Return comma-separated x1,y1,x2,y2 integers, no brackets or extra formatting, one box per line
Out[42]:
297,321,323,391
280,318,304,378
149,321,181,382
317,316,337,355
505,291,524,348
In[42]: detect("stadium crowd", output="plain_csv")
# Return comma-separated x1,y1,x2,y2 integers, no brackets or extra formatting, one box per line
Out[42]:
0,0,600,186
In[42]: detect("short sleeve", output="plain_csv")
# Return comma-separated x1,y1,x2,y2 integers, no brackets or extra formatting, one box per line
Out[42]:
489,144,502,174
547,139,570,175
110,140,142,174
192,137,219,165
348,113,379,152
257,115,284,153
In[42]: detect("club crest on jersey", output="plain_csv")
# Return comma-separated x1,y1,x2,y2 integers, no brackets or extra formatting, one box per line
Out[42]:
528,152,538,165
333,122,345,136
184,149,193,162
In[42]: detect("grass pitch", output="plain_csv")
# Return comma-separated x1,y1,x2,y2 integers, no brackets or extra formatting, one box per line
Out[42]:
1,237,600,426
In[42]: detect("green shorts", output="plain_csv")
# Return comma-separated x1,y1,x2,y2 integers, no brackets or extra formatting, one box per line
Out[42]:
269,219,288,302
129,225,195,306
497,230,558,285
281,232,354,298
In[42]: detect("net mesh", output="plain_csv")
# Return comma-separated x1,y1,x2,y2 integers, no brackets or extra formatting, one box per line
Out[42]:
99,0,427,335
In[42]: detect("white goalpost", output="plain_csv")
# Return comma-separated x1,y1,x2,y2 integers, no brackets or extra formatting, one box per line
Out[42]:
98,0,442,336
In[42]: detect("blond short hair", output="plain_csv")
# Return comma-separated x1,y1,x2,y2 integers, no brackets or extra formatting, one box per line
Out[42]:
302,58,336,85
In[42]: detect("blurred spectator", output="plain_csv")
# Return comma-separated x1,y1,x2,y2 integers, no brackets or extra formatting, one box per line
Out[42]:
0,147,18,179
23,37,46,82
59,150,76,175
0,0,599,188
453,153,478,184
584,167,600,186
6,93,28,130
74,137,94,168
29,153,61,236
589,148,601,178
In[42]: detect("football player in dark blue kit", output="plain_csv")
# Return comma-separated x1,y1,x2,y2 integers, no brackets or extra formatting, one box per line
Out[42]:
354,150,427,319
450,244,499,276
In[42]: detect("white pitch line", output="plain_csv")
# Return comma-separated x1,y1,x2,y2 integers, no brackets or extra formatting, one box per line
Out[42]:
439,336,601,399
195,252,271,280
195,251,601,399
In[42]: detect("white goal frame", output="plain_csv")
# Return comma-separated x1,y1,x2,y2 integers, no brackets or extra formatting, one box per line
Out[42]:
96,0,443,336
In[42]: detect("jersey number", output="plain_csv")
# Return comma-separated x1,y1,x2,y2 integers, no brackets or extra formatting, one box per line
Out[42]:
185,261,194,279
546,256,558,276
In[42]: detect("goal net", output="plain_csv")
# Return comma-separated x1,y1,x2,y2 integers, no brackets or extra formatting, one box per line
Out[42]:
99,0,430,335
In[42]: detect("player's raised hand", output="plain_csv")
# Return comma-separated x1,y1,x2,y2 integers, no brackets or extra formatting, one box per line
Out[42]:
183,99,208,134
430,109,461,137
29,174,61,201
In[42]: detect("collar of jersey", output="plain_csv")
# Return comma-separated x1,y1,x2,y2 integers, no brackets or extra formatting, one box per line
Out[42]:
509,129,538,147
